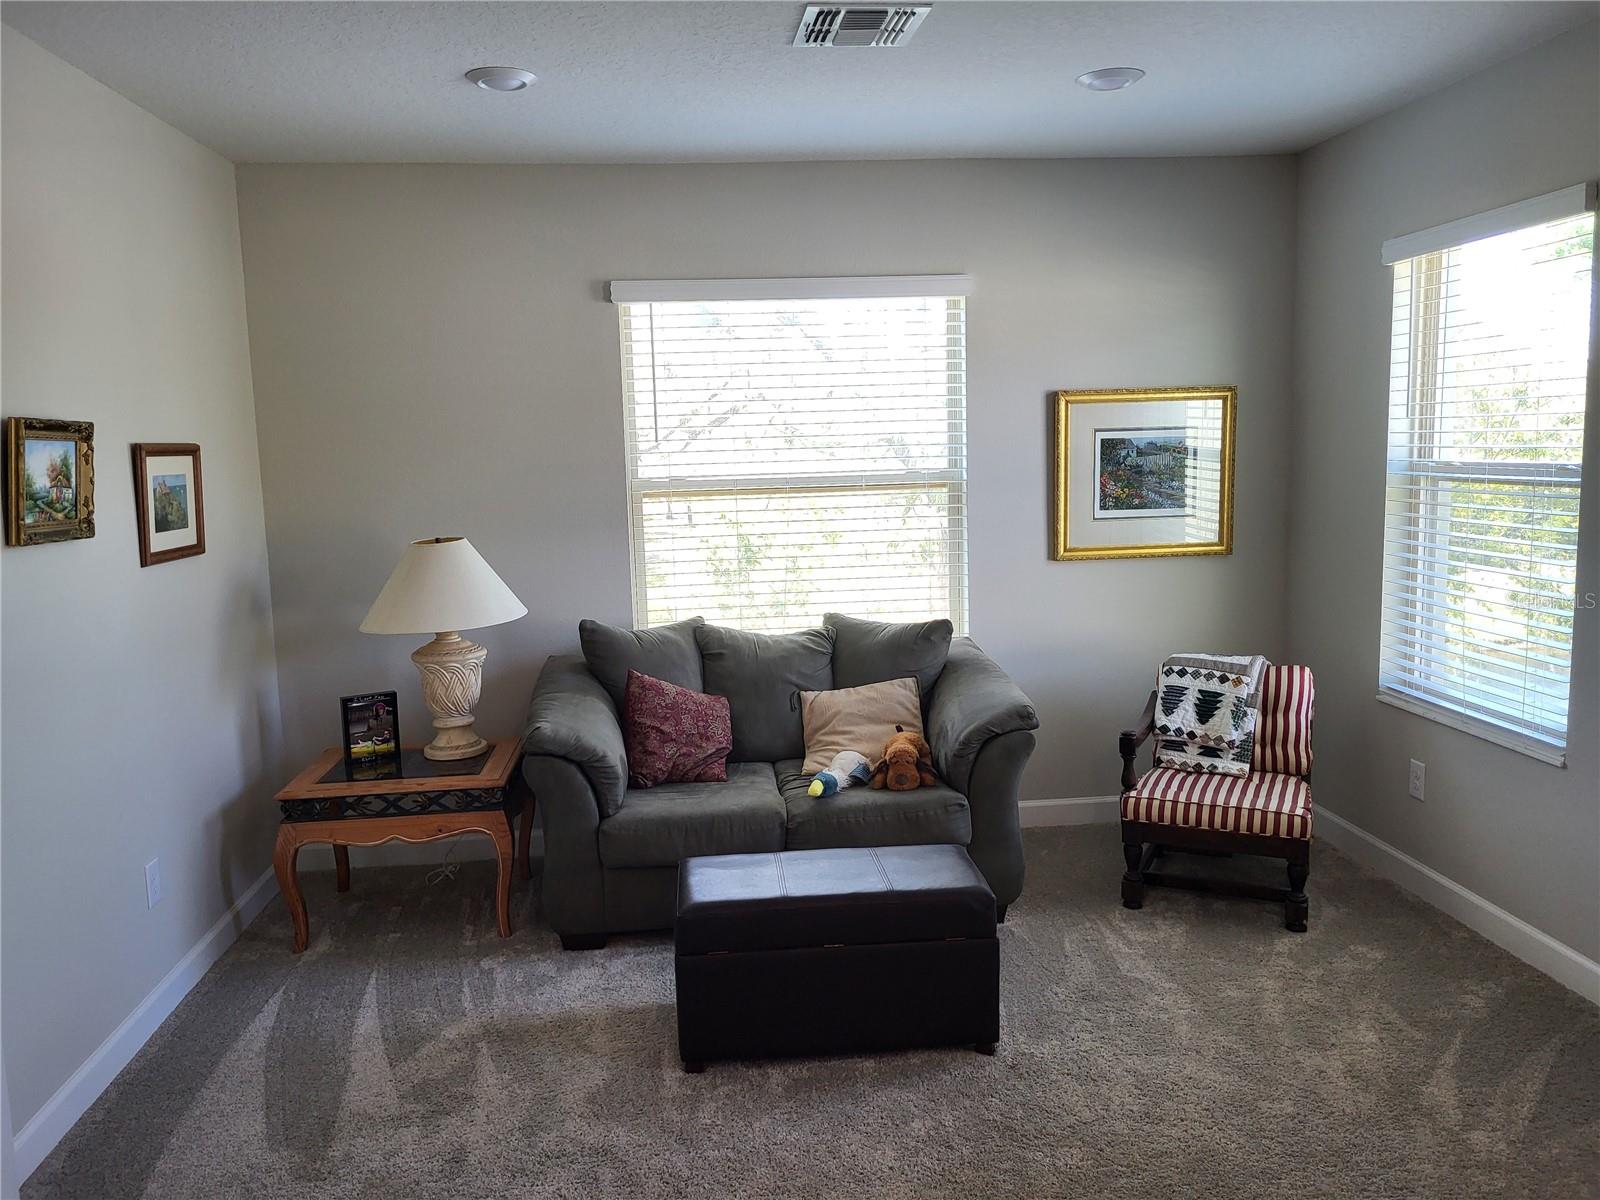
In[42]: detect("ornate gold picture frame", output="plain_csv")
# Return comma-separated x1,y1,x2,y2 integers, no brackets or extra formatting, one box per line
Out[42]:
5,417,96,547
1051,387,1235,561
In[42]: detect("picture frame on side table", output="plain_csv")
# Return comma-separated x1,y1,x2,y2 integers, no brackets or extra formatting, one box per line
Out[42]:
340,691,402,781
132,443,205,567
1052,387,1236,561
5,417,96,546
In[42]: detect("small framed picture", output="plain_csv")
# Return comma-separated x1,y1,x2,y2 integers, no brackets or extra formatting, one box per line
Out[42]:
5,417,95,546
1052,387,1236,560
341,691,401,779
132,443,205,567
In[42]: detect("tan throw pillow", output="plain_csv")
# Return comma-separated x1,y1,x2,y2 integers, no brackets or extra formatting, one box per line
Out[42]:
799,677,923,775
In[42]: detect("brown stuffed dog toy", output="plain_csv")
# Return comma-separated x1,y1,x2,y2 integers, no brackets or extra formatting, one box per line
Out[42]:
871,726,938,792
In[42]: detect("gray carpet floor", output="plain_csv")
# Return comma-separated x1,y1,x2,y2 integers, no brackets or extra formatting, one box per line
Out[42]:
21,825,1599,1200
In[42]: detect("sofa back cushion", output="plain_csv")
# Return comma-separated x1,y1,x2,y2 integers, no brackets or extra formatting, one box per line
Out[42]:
696,624,834,762
825,613,953,697
579,616,704,713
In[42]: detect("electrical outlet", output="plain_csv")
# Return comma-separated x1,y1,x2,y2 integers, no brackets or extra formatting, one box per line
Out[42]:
1408,759,1426,802
144,858,162,909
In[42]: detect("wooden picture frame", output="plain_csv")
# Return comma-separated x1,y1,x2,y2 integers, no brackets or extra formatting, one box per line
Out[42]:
5,417,96,546
132,443,205,566
1051,386,1236,561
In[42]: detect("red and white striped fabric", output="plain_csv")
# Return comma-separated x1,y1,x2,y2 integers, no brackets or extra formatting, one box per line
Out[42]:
1122,766,1313,840
1251,664,1315,777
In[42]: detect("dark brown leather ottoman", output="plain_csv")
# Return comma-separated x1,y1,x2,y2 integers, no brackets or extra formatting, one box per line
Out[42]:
674,845,999,1072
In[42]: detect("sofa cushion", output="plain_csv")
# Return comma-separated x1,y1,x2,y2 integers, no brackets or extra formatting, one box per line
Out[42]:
622,670,732,788
1122,765,1312,841
579,616,704,713
826,612,953,697
696,624,834,762
598,762,786,869
775,759,971,850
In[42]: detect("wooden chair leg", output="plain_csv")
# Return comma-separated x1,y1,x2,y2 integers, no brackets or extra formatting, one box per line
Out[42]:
1285,859,1309,932
1121,839,1145,909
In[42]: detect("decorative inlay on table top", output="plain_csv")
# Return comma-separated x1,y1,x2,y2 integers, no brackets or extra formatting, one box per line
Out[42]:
279,787,512,823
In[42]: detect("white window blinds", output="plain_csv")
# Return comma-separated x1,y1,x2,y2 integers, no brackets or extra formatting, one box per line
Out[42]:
615,279,969,634
1379,189,1595,759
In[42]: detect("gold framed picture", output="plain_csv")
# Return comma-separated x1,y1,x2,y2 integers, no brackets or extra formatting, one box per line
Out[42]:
5,417,95,547
1051,386,1235,561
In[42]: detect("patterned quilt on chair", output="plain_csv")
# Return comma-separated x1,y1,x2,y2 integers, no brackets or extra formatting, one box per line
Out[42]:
1153,652,1267,777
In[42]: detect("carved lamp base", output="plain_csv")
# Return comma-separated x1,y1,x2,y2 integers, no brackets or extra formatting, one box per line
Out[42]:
411,631,489,761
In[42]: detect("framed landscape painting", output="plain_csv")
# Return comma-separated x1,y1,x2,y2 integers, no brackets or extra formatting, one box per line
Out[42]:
1052,387,1235,560
1092,428,1193,519
132,443,205,566
5,417,95,546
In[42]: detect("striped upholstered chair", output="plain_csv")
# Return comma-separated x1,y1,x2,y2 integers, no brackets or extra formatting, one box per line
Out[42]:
1117,665,1316,931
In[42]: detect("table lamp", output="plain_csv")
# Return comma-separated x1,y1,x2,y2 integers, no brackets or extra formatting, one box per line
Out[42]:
360,537,527,761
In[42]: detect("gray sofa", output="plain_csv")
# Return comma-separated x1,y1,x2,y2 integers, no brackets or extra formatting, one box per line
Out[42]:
521,615,1039,948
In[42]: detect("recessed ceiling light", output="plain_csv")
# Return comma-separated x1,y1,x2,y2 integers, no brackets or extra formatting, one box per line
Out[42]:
1075,67,1145,92
465,66,537,93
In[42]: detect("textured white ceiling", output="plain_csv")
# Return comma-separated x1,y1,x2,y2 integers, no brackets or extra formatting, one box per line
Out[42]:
2,1,1593,163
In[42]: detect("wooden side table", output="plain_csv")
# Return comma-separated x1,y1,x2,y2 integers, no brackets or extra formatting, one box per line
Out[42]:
271,738,531,953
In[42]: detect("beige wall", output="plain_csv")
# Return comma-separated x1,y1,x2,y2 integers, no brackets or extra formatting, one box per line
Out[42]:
1,31,283,1127
234,155,1298,805
1291,24,1600,958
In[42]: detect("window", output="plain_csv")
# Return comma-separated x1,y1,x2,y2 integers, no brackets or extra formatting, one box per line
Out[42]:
612,275,969,634
1378,186,1595,761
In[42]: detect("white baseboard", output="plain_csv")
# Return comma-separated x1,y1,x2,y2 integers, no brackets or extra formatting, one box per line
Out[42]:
1018,795,1119,827
1316,808,1599,1005
12,867,279,1185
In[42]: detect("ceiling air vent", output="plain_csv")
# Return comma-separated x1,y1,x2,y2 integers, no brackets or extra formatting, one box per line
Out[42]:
793,6,931,47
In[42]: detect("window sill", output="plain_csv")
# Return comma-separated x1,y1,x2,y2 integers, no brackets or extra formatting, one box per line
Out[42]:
1374,689,1567,768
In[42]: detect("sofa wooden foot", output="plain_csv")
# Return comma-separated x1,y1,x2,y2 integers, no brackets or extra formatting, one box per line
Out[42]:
975,1042,997,1056
683,1061,706,1074
996,904,1007,925
559,932,607,951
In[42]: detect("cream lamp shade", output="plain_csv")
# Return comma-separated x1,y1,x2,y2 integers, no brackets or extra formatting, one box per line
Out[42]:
360,537,526,635
360,537,526,760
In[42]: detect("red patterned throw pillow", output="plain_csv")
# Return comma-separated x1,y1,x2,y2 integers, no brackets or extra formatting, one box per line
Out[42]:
623,669,732,788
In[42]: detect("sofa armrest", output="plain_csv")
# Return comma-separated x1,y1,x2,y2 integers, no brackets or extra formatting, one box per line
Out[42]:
522,654,628,817
926,638,1039,796
1119,689,1157,793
